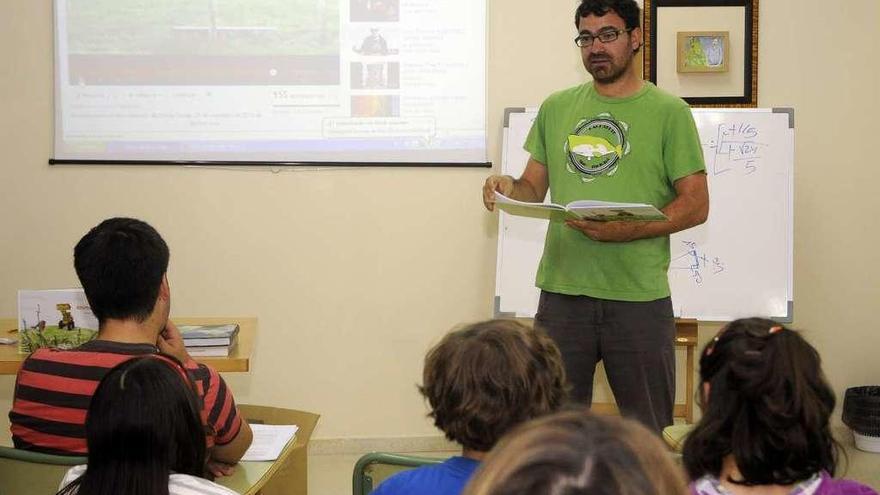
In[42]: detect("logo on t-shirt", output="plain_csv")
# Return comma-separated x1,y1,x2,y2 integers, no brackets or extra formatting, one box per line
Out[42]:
565,113,631,181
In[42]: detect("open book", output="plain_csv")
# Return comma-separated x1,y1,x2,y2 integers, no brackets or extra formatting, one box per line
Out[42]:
493,192,667,222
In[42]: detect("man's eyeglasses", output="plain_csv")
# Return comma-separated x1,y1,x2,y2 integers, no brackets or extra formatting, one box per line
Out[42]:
574,28,633,48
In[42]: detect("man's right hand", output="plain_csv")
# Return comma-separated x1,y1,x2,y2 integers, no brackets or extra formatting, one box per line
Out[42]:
482,174,514,211
157,320,193,364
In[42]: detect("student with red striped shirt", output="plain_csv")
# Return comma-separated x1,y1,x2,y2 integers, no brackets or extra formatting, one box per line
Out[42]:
9,217,253,476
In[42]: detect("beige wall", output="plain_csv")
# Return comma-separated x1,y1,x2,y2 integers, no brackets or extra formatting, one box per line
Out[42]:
0,0,877,441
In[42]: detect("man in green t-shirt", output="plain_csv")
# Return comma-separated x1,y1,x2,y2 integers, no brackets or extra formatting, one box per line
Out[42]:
482,0,708,432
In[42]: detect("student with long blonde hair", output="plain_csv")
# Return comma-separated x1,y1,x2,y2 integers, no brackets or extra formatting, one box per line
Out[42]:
464,410,688,495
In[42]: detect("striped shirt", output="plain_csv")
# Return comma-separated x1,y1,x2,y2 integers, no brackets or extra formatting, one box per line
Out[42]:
60,465,240,495
9,340,243,456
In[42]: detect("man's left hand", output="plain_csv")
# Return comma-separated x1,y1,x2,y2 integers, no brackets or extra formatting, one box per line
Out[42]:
565,219,642,242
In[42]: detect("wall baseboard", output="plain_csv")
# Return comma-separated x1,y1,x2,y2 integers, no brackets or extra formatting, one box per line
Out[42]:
308,403,691,455
310,435,458,455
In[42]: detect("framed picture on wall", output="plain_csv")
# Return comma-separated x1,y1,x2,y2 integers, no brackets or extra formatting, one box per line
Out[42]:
677,31,729,73
644,0,758,107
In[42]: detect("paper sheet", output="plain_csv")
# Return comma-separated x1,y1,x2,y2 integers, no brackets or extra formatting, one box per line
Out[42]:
240,424,299,462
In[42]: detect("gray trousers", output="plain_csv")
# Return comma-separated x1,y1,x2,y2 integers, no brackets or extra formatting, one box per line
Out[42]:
535,290,675,432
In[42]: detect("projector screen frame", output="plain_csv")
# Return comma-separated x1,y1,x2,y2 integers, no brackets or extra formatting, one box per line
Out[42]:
47,159,492,168
51,0,490,167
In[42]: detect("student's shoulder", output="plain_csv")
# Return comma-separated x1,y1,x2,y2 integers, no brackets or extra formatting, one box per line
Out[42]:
21,344,130,372
184,359,221,382
819,476,880,495
168,474,239,495
372,461,471,495
371,465,438,495
371,468,417,495
58,464,87,489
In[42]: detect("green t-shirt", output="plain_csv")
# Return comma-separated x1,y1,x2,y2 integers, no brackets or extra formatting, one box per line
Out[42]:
524,82,705,301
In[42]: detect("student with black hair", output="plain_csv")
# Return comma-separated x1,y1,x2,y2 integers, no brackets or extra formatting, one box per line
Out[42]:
683,318,877,495
10,218,251,476
57,355,236,495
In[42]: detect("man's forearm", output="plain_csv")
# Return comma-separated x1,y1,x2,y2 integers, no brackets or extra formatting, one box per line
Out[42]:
627,190,709,241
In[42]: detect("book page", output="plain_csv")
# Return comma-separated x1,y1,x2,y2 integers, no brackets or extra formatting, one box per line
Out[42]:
493,192,573,221
240,424,299,462
566,199,653,209
566,205,668,222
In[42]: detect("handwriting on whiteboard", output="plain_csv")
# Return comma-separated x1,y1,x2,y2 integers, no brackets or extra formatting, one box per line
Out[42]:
704,122,768,176
670,241,725,285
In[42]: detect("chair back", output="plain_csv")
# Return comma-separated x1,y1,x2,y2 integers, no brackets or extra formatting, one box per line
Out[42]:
352,452,446,495
0,446,86,495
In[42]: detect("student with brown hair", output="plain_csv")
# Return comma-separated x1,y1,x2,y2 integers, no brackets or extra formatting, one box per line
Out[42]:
683,318,877,495
372,319,568,495
463,410,688,495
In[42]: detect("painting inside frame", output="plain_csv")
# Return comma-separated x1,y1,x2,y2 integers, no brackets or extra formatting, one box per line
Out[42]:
677,31,729,73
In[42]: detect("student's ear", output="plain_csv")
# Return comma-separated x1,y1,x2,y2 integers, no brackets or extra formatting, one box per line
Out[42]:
701,382,710,404
158,274,170,301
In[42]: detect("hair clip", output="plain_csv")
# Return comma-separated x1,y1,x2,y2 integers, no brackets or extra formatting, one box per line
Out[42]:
705,334,721,356
768,325,784,335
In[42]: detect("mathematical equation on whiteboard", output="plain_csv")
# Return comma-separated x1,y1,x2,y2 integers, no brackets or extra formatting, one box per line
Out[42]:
670,241,725,285
703,122,768,176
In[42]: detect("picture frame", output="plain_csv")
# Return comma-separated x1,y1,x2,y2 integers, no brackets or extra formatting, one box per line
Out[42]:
676,31,729,73
644,0,758,107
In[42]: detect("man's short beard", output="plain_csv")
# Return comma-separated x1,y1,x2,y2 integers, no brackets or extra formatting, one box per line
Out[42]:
587,53,633,84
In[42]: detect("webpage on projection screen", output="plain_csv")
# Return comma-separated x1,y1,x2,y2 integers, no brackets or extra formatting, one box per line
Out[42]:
53,0,487,163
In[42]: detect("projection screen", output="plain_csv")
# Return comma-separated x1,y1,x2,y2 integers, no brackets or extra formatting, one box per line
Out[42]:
52,0,488,166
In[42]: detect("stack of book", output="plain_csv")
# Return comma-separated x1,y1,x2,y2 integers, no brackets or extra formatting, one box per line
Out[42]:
179,323,239,357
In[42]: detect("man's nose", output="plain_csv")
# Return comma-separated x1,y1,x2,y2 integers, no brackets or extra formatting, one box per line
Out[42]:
588,41,607,55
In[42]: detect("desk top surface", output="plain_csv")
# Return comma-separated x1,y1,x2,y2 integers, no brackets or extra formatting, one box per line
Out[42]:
0,317,254,375
217,458,277,495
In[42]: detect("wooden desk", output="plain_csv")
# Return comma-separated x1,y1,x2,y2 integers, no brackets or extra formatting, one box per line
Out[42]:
0,317,255,374
219,455,293,495
223,406,321,495
592,318,699,423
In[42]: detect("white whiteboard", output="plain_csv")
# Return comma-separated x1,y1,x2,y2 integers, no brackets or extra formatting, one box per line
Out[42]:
495,107,794,321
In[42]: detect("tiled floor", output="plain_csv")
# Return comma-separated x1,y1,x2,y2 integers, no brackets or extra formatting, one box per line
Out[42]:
309,450,459,495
